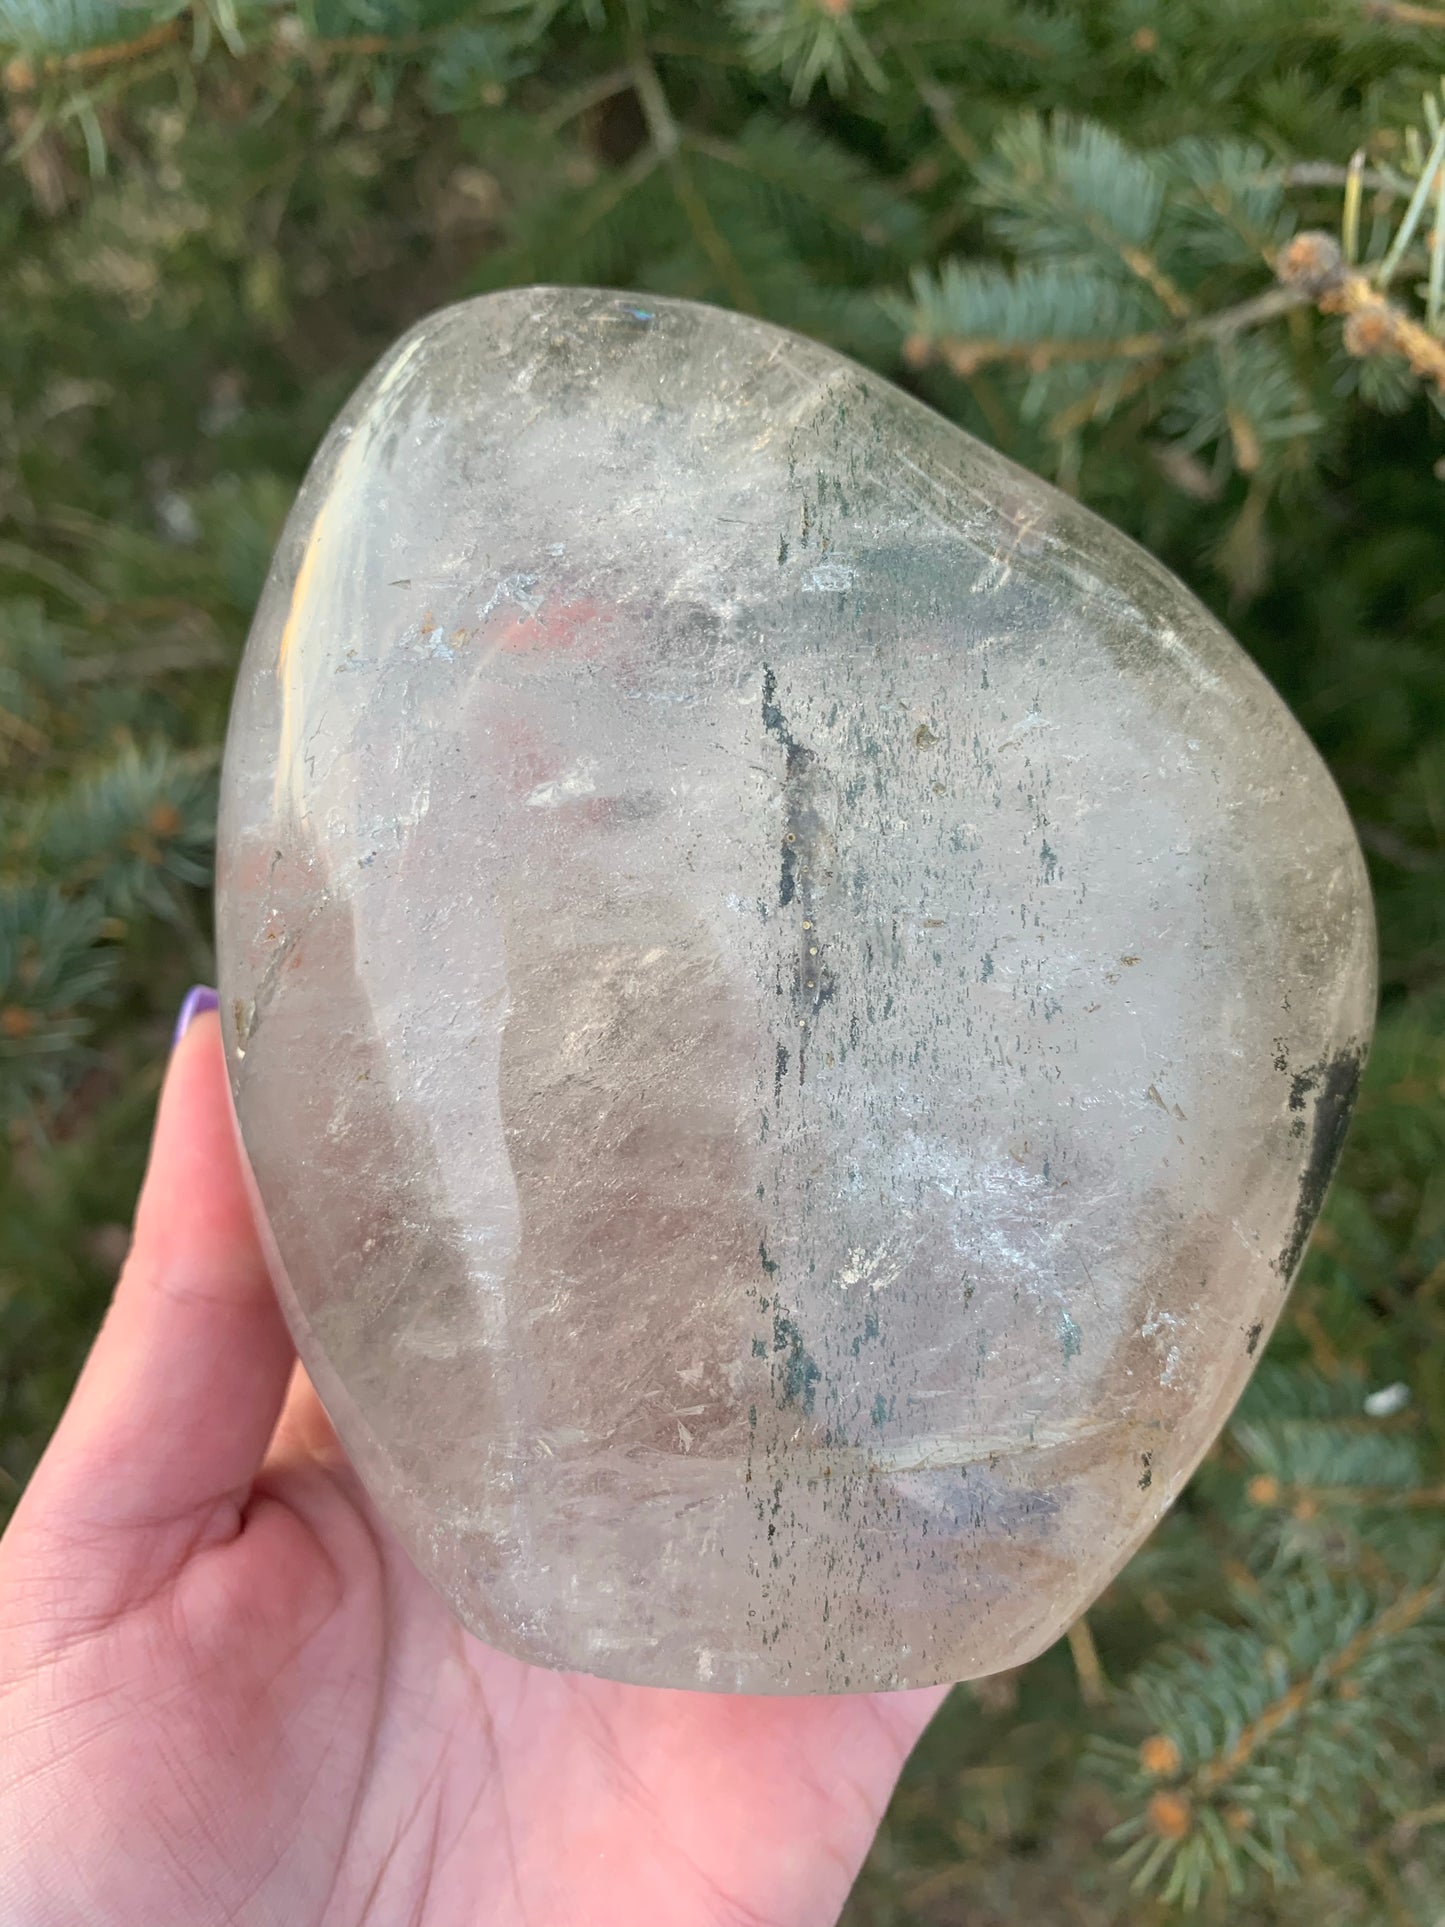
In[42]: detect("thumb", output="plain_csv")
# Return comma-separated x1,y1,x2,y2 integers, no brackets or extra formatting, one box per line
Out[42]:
4,992,296,1616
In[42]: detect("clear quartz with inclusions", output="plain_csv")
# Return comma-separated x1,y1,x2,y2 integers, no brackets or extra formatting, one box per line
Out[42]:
217,287,1376,1693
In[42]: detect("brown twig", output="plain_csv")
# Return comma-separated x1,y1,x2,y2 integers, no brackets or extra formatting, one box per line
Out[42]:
1066,1613,1110,1705
904,284,1307,380
1280,160,1405,192
3,18,183,93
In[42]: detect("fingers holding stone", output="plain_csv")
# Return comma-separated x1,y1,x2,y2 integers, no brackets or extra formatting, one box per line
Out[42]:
13,1004,296,1607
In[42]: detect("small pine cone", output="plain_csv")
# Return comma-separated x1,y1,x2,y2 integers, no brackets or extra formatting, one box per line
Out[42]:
1277,230,1345,298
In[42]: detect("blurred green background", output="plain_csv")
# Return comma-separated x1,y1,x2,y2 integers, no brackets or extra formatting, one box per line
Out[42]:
2,1,1445,1919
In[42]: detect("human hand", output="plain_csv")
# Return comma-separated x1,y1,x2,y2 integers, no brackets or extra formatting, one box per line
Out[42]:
0,1000,945,1926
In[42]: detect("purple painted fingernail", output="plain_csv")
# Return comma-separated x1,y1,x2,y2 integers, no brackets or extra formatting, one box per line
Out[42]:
172,984,220,1049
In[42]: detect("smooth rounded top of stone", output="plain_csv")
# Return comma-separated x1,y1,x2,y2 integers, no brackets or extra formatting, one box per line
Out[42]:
217,287,1376,1693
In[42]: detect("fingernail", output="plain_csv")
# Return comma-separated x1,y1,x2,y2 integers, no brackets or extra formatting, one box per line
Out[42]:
172,984,220,1050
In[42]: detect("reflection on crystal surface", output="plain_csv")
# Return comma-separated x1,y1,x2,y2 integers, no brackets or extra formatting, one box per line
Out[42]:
217,287,1375,1692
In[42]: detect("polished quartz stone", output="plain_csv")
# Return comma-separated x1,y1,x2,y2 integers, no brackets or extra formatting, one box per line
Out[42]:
217,287,1376,1693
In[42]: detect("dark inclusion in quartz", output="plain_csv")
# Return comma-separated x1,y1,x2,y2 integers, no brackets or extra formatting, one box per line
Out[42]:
217,288,1376,1692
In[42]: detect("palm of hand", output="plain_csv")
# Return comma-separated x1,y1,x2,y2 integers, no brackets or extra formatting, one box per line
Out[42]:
0,1016,942,1927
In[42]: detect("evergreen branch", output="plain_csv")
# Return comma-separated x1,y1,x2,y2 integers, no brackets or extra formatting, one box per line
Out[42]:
1,15,182,92
1164,136,1295,269
977,117,1193,318
904,283,1305,379
1230,1376,1425,1475
1278,231,1445,396
1107,1574,1445,1902
1,13,446,95
1196,1580,1442,1791
1166,285,1306,342
1182,286,1310,339
729,0,888,103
